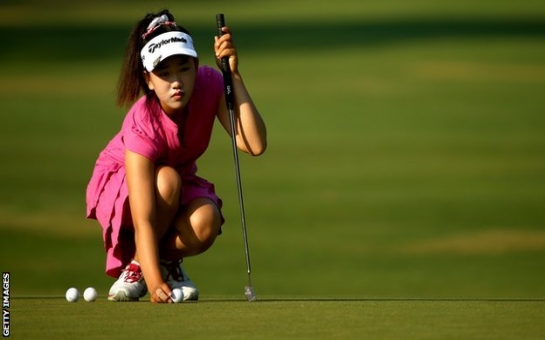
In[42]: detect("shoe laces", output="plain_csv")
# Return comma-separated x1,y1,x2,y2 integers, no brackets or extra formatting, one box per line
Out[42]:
164,261,184,282
123,263,143,283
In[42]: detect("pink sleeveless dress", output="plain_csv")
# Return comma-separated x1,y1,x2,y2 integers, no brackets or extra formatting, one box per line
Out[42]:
86,66,224,277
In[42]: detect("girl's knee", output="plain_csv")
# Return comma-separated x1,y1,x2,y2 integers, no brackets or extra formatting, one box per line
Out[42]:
188,209,221,252
155,166,182,205
174,200,222,255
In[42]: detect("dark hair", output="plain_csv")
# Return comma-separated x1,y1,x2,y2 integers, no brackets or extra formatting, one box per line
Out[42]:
116,9,191,108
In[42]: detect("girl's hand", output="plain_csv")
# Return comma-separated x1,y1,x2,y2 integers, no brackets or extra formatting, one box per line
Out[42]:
215,26,239,75
150,282,173,303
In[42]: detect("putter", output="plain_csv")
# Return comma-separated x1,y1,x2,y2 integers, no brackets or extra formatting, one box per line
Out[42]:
216,13,257,302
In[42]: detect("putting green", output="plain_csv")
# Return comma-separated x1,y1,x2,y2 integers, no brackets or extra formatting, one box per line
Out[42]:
9,298,545,339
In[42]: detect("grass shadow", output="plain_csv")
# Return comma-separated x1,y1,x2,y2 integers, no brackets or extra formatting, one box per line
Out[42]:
1,17,544,63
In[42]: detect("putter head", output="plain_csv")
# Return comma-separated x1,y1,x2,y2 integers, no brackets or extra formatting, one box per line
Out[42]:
244,285,257,302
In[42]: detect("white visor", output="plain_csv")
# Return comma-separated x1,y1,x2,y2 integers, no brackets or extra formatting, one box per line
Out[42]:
141,31,198,72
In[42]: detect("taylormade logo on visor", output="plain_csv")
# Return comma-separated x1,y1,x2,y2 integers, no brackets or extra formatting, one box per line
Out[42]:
141,31,197,72
147,36,187,54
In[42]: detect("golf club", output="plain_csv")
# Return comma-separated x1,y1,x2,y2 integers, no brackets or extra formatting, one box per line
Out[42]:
216,13,257,302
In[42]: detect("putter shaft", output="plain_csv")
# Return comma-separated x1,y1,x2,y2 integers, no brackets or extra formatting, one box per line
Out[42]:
216,13,255,300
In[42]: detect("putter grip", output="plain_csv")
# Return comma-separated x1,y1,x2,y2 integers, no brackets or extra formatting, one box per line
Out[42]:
216,13,225,37
215,14,230,73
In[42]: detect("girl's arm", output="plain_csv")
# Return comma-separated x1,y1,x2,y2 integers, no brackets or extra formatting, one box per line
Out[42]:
125,150,171,302
215,27,267,156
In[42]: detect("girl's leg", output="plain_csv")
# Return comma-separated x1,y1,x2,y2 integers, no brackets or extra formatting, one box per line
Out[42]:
152,165,182,238
159,197,222,301
160,197,222,260
133,165,182,262
109,166,182,301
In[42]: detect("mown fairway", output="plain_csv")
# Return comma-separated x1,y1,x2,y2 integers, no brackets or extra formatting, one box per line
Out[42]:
1,0,544,338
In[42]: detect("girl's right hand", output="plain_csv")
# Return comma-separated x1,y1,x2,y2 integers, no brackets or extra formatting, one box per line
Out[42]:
150,282,173,303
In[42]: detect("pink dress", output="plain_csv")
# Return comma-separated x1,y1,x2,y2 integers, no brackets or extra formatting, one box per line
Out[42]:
86,66,224,278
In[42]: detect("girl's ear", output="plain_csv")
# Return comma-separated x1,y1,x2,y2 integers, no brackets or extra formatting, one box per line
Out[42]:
143,71,154,91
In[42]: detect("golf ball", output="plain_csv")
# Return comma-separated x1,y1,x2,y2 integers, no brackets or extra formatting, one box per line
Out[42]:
65,287,79,302
171,288,184,303
83,287,97,302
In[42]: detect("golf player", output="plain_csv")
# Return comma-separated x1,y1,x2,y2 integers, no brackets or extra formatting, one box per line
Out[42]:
86,10,267,303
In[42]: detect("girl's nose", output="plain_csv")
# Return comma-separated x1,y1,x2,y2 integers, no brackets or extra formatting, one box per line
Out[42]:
172,78,183,89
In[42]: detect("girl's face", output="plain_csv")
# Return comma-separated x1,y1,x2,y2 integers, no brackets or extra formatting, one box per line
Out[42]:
144,55,198,116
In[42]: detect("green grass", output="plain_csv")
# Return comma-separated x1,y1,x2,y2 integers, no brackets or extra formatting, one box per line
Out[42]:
1,0,545,338
11,298,545,339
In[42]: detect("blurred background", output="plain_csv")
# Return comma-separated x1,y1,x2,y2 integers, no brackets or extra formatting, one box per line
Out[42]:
1,0,544,299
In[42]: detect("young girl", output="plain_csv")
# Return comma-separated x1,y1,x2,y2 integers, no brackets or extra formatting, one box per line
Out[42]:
86,10,267,303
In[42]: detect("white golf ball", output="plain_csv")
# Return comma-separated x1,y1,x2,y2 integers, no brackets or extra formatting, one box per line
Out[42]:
171,288,184,303
83,287,98,302
65,287,79,302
